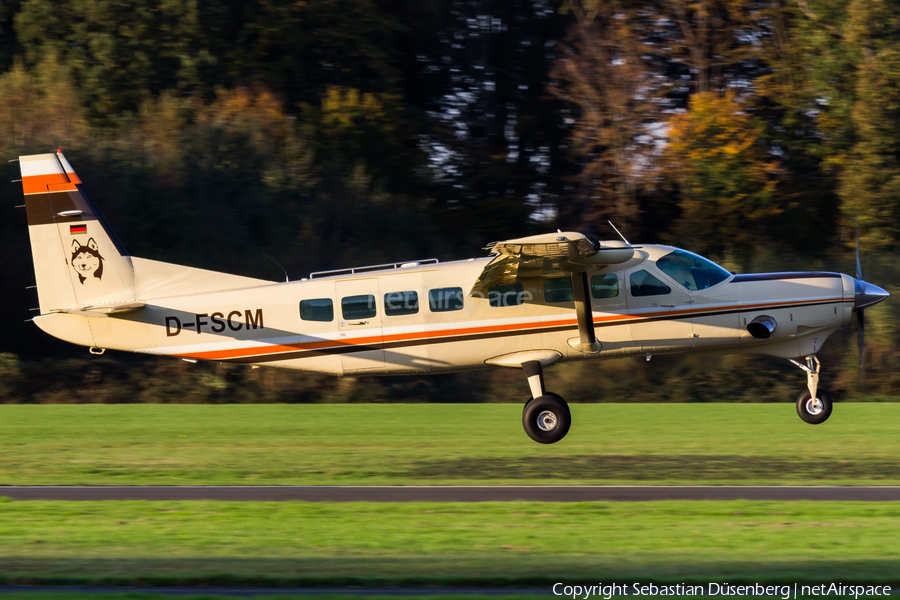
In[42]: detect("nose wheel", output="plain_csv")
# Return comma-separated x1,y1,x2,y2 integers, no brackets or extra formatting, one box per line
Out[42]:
521,360,571,444
796,389,833,424
789,355,833,424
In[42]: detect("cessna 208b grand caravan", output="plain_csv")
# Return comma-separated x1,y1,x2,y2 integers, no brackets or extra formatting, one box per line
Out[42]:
17,150,890,443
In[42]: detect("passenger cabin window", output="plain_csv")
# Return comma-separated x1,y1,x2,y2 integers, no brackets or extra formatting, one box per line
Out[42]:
384,291,418,316
489,283,525,307
543,277,573,303
590,274,618,299
630,270,671,297
429,287,464,312
656,249,730,291
341,294,376,319
300,298,334,322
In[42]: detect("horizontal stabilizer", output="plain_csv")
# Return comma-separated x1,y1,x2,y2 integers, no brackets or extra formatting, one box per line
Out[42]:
50,301,146,318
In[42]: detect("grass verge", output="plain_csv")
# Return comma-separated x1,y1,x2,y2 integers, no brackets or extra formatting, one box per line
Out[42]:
0,501,898,586
0,404,899,485
12,595,848,600
0,595,551,600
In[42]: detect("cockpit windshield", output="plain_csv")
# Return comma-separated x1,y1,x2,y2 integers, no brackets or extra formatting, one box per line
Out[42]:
655,249,731,291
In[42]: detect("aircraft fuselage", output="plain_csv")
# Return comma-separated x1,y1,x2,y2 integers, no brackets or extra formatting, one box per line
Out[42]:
34,245,854,376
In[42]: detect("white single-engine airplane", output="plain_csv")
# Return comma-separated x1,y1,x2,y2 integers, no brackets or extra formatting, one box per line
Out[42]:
16,151,890,443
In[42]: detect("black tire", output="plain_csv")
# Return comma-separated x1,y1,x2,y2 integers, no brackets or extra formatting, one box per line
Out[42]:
796,389,833,424
524,391,566,406
522,394,571,444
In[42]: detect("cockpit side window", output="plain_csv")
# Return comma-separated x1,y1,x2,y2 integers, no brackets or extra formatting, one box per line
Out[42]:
630,270,671,297
656,249,730,291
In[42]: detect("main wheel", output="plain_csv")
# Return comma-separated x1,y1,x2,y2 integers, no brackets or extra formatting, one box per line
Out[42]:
522,394,571,444
796,389,833,424
524,391,566,406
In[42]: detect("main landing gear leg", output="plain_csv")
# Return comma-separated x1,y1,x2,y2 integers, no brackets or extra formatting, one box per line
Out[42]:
521,360,571,444
789,355,833,425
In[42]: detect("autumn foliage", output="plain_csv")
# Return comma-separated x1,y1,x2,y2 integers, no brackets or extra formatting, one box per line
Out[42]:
0,0,898,402
666,92,783,264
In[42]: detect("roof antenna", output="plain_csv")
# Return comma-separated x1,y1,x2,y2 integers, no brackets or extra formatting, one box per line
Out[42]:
608,221,630,245
263,253,289,283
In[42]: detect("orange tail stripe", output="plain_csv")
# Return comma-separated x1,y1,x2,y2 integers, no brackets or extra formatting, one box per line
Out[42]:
47,182,79,193
22,173,70,195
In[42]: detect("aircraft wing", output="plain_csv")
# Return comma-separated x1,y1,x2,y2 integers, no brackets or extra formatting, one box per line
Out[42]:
471,232,634,293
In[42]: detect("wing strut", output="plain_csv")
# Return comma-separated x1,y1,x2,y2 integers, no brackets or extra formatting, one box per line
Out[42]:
570,271,601,353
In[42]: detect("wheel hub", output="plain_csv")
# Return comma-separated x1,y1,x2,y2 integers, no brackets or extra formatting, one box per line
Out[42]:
806,397,824,415
536,410,557,431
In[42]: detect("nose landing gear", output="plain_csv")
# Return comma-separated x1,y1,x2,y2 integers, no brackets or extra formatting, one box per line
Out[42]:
789,355,833,424
521,360,571,444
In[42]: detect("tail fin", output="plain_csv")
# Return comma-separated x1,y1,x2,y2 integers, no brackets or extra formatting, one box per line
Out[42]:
19,150,135,313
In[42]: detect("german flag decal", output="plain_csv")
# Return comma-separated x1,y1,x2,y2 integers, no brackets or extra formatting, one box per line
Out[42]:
69,224,87,235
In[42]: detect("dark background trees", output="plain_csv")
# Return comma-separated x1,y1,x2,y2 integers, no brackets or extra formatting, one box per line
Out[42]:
0,0,898,403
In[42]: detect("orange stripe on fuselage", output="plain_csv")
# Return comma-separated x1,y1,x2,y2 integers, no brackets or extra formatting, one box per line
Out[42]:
173,296,846,362
178,318,584,361
22,172,82,195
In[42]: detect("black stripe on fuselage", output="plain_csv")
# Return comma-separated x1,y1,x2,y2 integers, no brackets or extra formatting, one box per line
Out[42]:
631,298,852,327
223,298,849,364
731,272,842,283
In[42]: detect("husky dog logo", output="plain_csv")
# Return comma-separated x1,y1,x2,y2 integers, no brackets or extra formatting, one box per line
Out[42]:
70,238,104,284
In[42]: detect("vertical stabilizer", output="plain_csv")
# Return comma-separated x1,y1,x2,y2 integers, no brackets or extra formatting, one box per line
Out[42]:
20,151,135,313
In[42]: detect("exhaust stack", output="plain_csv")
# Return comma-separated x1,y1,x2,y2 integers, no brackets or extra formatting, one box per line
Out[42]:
748,315,777,339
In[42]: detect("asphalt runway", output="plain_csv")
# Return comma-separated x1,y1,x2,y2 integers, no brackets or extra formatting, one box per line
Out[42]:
2,485,900,501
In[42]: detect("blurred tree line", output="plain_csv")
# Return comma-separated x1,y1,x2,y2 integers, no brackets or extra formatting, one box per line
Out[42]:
0,0,897,403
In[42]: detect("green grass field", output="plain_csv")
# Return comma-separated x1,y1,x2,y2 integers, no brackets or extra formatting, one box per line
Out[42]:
2,404,898,588
1,404,899,485
0,500,898,586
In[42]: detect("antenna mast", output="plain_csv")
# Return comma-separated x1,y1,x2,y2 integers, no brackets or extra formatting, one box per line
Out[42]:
263,253,290,283
608,221,630,245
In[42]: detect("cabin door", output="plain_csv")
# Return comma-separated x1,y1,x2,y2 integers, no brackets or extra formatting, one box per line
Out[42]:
336,278,385,372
